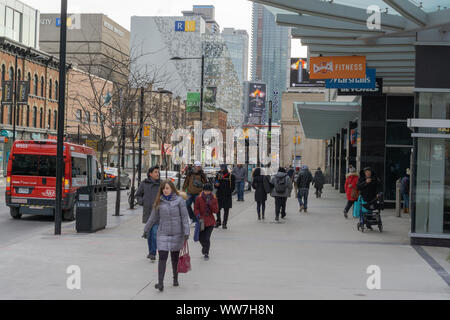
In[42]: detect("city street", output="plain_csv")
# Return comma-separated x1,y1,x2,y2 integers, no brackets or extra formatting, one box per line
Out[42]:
0,185,448,300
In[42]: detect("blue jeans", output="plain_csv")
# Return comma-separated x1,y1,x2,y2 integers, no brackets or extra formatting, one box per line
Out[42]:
147,224,158,256
402,193,409,210
236,181,245,200
297,188,309,209
186,193,199,222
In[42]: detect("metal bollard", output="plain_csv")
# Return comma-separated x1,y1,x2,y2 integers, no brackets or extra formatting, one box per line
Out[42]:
395,179,401,217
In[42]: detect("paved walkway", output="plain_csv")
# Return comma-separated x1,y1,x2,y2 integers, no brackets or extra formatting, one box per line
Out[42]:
0,186,449,300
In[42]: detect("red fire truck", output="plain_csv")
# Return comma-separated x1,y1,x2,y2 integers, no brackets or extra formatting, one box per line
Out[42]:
5,140,99,220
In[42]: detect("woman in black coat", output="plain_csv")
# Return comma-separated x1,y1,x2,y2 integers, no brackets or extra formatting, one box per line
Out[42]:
252,168,270,220
214,164,235,229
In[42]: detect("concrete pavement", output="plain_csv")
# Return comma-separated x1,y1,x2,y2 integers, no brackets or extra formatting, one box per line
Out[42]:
0,185,449,300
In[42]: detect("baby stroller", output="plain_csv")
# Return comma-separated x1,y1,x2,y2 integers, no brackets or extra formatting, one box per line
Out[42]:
356,193,384,233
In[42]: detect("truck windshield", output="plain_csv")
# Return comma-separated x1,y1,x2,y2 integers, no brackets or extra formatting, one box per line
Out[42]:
11,154,57,177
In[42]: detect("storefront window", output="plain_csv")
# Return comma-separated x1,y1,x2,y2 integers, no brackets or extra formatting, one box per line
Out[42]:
414,92,450,235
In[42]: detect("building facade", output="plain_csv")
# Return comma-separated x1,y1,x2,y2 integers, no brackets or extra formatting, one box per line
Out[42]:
131,14,243,126
222,28,249,85
39,13,130,82
251,3,290,123
0,37,59,176
280,90,327,170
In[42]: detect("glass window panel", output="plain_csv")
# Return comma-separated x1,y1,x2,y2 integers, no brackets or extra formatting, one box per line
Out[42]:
387,96,414,120
385,147,411,201
5,7,13,29
13,11,21,42
386,122,413,146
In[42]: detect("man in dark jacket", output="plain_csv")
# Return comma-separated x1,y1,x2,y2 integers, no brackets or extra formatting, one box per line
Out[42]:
183,161,208,223
400,169,410,214
313,168,325,198
136,166,161,261
296,165,313,213
270,168,293,221
214,164,235,229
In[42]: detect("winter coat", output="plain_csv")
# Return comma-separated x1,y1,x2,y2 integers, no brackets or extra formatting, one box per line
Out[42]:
252,175,270,202
400,175,410,195
183,170,208,195
270,172,293,198
195,192,219,228
357,173,381,202
313,170,325,190
232,166,247,182
145,194,190,252
287,169,295,179
345,173,359,201
136,178,161,223
296,169,313,190
214,171,235,209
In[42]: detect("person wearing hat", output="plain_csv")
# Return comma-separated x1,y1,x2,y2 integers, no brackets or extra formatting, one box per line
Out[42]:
194,183,219,260
344,166,359,219
214,164,235,229
183,161,208,223
296,165,313,213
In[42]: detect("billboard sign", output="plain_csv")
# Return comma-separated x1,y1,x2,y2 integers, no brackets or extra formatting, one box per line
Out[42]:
186,92,201,113
203,87,217,112
246,83,266,125
310,56,366,79
338,78,383,96
326,68,376,89
290,58,325,88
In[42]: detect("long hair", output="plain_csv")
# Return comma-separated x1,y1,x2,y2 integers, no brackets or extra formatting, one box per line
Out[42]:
153,180,179,209
253,168,261,178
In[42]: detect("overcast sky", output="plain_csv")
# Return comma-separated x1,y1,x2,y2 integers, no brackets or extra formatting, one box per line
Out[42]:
23,0,307,57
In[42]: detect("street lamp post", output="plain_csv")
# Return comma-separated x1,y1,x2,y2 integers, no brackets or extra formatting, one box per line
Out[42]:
170,55,205,121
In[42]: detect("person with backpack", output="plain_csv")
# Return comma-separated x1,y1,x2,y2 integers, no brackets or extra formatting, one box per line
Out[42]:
270,168,293,222
183,161,208,224
296,165,313,213
144,181,190,292
312,168,325,198
252,168,271,220
214,164,235,229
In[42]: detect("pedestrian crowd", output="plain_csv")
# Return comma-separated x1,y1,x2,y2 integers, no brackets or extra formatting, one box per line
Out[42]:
137,161,406,292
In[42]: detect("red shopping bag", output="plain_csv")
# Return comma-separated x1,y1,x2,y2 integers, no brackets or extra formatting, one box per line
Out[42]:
177,241,191,273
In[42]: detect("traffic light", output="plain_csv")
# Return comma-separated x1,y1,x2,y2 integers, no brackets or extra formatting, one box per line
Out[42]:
293,136,301,145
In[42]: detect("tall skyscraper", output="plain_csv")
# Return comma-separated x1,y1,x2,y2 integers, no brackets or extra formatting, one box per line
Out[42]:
222,28,249,85
251,3,291,123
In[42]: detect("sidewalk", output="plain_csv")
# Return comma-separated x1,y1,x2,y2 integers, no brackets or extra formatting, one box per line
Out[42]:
0,186,449,300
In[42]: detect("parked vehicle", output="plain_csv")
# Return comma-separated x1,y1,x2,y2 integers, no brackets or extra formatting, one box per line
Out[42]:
5,140,99,221
104,167,131,190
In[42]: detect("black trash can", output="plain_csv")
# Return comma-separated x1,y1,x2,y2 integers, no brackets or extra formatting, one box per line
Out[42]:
76,185,108,233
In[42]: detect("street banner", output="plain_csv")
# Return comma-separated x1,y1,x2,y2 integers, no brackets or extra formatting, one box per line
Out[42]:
1,80,13,104
309,56,366,79
338,78,383,96
290,58,325,88
203,87,217,112
186,92,200,113
17,81,30,105
246,82,266,125
326,68,376,89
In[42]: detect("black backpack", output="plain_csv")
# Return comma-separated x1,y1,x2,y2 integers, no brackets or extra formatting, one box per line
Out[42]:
275,176,288,194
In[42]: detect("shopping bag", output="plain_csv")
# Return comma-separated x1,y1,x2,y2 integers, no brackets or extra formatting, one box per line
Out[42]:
177,241,191,273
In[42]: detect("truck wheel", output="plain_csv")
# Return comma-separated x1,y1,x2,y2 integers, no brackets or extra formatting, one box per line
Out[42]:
63,207,75,221
10,207,22,220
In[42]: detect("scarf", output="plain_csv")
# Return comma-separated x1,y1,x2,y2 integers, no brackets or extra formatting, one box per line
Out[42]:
202,192,213,216
162,193,173,202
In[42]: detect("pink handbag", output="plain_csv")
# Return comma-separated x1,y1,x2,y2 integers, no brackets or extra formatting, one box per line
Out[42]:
177,241,191,273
